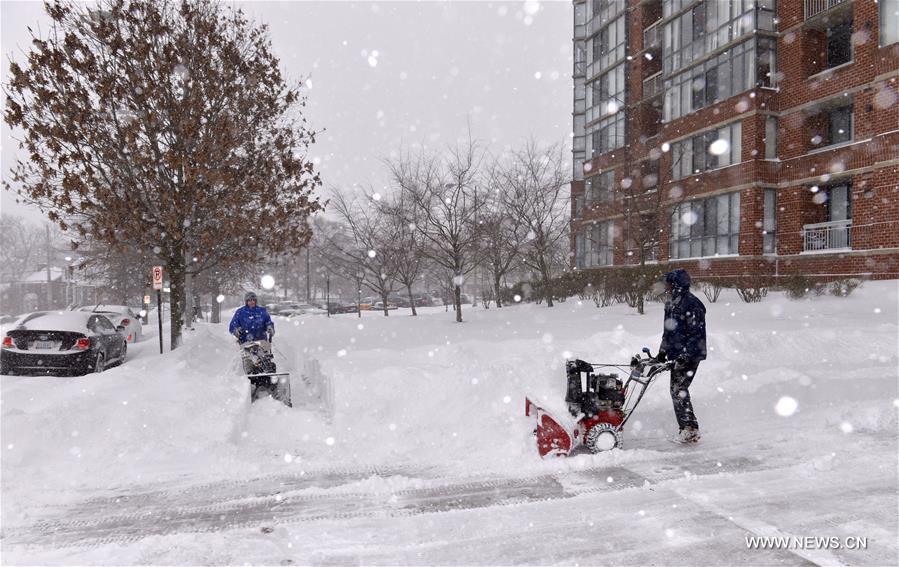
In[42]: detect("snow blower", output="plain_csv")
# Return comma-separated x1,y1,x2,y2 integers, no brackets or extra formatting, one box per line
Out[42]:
525,348,674,457
240,339,292,407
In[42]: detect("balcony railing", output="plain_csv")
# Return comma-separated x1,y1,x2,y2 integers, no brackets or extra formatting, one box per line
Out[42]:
804,0,849,19
643,72,664,99
802,219,851,252
643,20,662,50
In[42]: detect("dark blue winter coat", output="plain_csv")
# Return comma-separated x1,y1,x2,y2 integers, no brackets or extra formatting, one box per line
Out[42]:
659,269,707,363
229,305,274,343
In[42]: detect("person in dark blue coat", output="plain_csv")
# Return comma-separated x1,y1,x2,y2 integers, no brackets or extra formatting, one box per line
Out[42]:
229,291,274,344
657,268,706,443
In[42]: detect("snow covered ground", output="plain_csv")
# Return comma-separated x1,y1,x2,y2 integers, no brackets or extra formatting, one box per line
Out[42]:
2,282,897,565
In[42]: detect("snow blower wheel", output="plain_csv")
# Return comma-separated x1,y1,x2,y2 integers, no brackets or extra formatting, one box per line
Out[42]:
585,422,621,453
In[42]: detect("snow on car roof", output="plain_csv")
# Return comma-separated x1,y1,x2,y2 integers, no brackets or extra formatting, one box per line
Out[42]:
14,311,105,332
78,304,133,313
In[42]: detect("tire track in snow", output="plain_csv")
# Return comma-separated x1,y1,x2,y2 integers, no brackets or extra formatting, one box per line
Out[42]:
5,450,787,549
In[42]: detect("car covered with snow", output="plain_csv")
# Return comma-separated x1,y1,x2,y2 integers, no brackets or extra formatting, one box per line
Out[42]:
1,311,128,376
77,305,143,343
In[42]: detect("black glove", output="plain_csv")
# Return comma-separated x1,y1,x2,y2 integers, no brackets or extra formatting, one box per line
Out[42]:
656,350,667,363
674,354,688,368
233,328,242,340
266,326,274,341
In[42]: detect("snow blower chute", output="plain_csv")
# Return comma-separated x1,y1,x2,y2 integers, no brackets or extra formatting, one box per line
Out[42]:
525,348,674,457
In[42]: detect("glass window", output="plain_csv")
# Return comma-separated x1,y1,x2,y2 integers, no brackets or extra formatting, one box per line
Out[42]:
881,0,899,46
589,112,625,155
828,106,852,145
670,192,741,259
586,221,614,266
827,21,853,68
591,0,625,24
670,121,741,180
592,15,626,69
763,188,776,253
585,171,614,206
576,232,586,268
663,38,760,122
827,184,852,222
757,37,777,87
764,116,778,159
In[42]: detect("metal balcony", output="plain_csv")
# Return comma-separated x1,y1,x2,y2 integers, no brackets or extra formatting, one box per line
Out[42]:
643,20,662,51
804,0,849,19
802,219,851,252
643,72,664,99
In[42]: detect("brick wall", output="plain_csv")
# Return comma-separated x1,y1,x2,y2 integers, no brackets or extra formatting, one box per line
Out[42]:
571,0,899,279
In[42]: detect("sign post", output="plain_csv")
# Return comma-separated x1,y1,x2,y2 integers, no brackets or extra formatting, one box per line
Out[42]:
152,266,164,354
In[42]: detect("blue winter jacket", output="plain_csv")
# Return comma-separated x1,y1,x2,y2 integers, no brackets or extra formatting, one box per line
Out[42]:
229,305,274,343
659,269,707,363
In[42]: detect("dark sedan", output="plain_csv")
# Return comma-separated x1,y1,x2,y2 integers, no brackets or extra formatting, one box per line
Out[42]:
1,311,128,376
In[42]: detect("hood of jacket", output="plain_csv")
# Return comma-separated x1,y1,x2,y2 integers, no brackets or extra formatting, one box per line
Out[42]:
665,268,692,296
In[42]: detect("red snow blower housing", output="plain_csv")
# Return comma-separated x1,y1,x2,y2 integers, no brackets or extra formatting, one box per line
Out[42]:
526,348,674,457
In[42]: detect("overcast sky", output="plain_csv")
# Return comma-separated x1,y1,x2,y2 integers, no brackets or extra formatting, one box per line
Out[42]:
1,0,573,224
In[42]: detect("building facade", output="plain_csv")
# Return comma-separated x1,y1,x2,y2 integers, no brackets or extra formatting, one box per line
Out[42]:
571,0,899,280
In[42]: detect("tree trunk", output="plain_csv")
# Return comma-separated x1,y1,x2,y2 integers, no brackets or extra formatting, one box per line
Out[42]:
211,289,221,324
541,263,554,307
168,249,185,350
184,255,194,330
381,291,390,316
406,284,417,316
637,258,646,315
454,285,462,322
494,273,503,308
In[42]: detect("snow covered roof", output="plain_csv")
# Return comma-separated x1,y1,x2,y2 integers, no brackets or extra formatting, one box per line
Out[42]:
22,268,65,283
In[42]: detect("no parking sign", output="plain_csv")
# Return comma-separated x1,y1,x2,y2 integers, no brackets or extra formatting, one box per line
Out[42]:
152,266,163,290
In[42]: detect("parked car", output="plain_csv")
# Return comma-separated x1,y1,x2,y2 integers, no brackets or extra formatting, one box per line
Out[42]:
373,301,398,311
0,313,21,326
333,303,359,314
77,305,143,343
1,311,128,376
282,304,328,318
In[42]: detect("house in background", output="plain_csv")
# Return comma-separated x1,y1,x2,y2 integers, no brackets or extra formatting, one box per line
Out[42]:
1,266,101,315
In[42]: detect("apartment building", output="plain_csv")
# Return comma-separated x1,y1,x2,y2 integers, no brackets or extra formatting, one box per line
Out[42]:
571,0,899,279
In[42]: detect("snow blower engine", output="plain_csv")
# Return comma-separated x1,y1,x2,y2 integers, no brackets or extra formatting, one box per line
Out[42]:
565,359,626,452
525,348,673,457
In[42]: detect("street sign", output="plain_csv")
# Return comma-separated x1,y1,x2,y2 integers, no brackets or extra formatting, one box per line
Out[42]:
152,266,163,290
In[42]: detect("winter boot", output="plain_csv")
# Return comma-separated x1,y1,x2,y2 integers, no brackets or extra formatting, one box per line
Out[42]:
673,427,700,444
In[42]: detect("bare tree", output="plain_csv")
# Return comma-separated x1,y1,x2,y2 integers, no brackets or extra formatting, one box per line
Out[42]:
330,189,399,316
389,141,487,322
379,190,425,316
480,162,525,308
0,215,46,285
498,140,570,307
4,0,323,348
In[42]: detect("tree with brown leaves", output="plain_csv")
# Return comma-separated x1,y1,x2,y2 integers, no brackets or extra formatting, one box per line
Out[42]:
4,0,323,348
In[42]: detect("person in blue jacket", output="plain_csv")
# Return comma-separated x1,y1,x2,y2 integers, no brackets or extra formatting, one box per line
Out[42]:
657,268,707,444
229,291,274,344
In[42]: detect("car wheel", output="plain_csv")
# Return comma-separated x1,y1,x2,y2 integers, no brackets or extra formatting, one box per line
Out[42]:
94,353,105,374
120,342,127,363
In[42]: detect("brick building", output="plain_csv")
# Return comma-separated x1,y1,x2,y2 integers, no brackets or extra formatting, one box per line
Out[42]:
571,0,899,280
